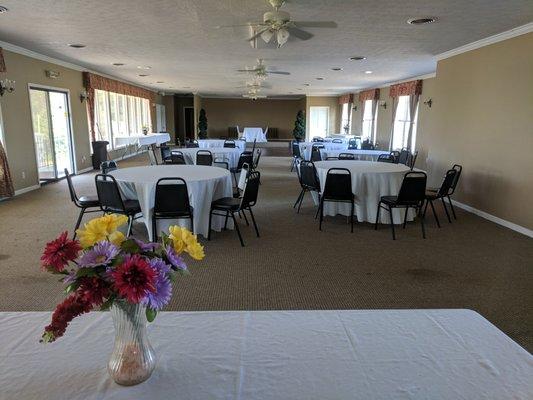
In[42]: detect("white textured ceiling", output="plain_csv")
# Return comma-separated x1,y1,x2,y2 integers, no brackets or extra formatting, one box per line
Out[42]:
0,0,531,96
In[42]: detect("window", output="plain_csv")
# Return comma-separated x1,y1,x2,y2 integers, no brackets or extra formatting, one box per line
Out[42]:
340,103,352,134
92,89,151,150
361,99,377,142
392,95,418,150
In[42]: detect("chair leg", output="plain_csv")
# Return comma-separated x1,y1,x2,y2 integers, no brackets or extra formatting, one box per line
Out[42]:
389,206,396,240
419,206,426,239
248,208,260,237
297,190,306,213
290,157,295,172
208,210,213,240
293,189,304,209
190,213,194,234
374,202,382,230
402,207,408,229
224,211,229,230
314,194,321,219
127,216,134,237
441,197,452,223
242,209,250,226
231,212,245,247
422,200,429,219
73,208,86,239
319,198,324,231
448,196,457,220
429,200,441,228
152,214,157,242
350,200,354,233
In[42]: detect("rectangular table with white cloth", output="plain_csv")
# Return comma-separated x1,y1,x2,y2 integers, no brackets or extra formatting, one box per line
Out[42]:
114,132,171,148
1,309,531,399
242,127,267,143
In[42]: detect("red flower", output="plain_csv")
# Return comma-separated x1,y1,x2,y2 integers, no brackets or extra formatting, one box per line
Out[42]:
42,292,92,343
78,276,110,306
111,254,156,303
41,232,81,272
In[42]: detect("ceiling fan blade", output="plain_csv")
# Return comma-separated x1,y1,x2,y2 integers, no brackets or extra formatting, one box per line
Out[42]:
268,71,291,75
248,27,272,41
215,22,264,29
237,68,259,73
287,26,314,41
292,21,338,28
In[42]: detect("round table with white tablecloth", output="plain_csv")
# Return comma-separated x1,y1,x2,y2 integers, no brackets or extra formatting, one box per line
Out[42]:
109,165,233,240
299,142,347,160
313,161,419,224
178,147,243,169
198,139,246,150
320,149,390,161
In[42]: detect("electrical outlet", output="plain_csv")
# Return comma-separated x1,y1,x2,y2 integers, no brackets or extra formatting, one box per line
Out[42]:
81,155,87,164
21,171,26,179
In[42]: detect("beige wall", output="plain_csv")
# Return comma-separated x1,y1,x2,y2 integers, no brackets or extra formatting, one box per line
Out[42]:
162,95,175,140
200,97,305,139
305,96,340,140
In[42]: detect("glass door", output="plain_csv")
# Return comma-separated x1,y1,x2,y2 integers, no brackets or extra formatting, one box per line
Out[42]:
30,88,74,181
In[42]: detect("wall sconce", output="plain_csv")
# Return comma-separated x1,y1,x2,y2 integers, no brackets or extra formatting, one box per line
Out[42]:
45,69,60,79
423,98,433,108
379,100,387,109
352,105,357,111
0,78,15,96
80,89,88,103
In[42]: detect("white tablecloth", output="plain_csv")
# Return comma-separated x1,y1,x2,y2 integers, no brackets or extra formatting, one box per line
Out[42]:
321,149,390,161
313,160,417,224
178,148,243,169
114,133,171,148
110,165,233,239
299,142,347,160
1,310,531,400
243,127,267,143
198,139,246,151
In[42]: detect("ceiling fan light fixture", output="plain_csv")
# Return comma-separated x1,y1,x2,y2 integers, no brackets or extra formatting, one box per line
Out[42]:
276,28,289,47
261,29,274,43
0,6,8,13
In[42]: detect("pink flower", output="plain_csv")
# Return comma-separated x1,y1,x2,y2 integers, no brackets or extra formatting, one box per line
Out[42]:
41,232,81,272
111,254,156,303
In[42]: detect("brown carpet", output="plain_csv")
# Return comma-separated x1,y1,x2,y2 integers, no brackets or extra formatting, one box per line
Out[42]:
0,154,532,352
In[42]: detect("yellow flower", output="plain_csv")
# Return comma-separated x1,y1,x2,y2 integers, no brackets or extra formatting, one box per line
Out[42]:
187,240,205,260
109,231,126,246
100,214,128,233
168,225,187,254
168,226,204,259
76,219,108,248
76,214,128,248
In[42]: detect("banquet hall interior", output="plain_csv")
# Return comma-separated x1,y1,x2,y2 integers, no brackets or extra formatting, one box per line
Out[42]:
0,1,532,398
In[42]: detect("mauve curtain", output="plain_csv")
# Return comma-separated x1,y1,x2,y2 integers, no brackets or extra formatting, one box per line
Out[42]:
406,94,420,150
388,98,399,151
0,139,14,197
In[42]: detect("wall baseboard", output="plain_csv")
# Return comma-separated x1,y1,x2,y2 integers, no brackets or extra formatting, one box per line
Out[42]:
77,167,94,174
452,200,533,238
14,184,41,196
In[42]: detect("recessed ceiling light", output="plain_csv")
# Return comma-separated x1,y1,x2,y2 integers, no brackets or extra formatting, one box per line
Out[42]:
316,77,324,80
350,56,366,61
68,43,86,48
331,67,343,71
183,86,191,89
364,70,373,74
156,81,164,84
112,63,125,66
137,66,152,70
0,6,9,13
303,83,310,87
138,74,149,77
407,17,437,25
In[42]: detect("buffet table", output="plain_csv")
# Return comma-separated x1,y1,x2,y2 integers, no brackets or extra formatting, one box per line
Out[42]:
114,133,171,148
1,309,531,399
243,127,267,143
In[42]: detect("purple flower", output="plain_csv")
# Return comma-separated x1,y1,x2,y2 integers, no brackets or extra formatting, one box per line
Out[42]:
142,258,172,310
134,239,160,253
62,270,77,285
77,241,120,268
165,245,188,271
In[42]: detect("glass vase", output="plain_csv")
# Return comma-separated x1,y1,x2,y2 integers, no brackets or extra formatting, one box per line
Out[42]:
108,302,156,386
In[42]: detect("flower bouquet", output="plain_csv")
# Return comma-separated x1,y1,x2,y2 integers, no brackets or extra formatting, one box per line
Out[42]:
40,214,204,385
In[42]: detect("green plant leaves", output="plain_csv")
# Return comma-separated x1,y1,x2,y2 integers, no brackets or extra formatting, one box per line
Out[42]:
146,307,157,323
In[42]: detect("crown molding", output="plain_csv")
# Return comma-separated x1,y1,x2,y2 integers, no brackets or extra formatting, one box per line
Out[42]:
436,22,533,61
0,40,156,92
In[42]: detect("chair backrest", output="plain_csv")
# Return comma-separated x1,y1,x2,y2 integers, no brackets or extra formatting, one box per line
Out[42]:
241,170,261,208
396,171,427,205
311,146,322,162
186,140,199,148
361,140,374,150
449,164,462,194
348,139,358,150
223,140,236,148
154,178,191,214
64,168,79,204
299,160,320,191
95,174,125,213
253,149,262,169
390,151,400,163
338,153,355,160
101,160,118,174
196,150,213,166
237,151,254,170
213,157,229,170
398,149,411,165
292,141,302,158
332,139,343,143
409,151,418,170
437,169,458,197
169,150,186,165
377,154,395,163
312,137,324,143
323,168,352,201
160,145,171,161
237,163,250,191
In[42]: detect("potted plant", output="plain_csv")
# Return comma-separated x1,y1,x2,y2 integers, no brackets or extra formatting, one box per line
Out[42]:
292,110,305,142
198,109,208,139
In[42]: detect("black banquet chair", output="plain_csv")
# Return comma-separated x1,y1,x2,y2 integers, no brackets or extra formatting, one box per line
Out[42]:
332,138,343,143
65,169,101,238
291,140,302,172
338,153,355,160
167,150,186,165
186,140,199,148
319,168,355,233
95,174,142,236
101,160,118,174
311,145,323,162
208,170,261,247
160,145,171,163
377,154,395,163
223,140,236,148
423,168,458,227
196,150,213,166
375,171,427,240
230,151,254,186
348,139,358,150
294,160,321,214
398,149,411,165
152,178,193,240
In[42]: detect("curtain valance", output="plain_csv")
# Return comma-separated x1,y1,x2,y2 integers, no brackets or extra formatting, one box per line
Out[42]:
0,48,6,73
389,80,423,98
83,72,156,102
338,93,354,105
358,89,380,102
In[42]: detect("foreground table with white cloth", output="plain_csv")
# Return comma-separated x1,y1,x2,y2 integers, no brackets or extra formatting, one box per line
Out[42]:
110,165,232,239
179,147,243,169
1,310,531,400
198,139,246,150
321,149,390,161
243,127,267,142
114,132,171,148
313,160,417,224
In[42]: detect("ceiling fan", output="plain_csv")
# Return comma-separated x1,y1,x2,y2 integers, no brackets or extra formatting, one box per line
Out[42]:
242,87,267,100
236,81,272,90
217,0,337,48
237,59,290,78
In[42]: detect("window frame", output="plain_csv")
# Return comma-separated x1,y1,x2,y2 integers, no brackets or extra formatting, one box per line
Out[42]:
392,95,418,151
361,99,378,142
339,102,352,134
